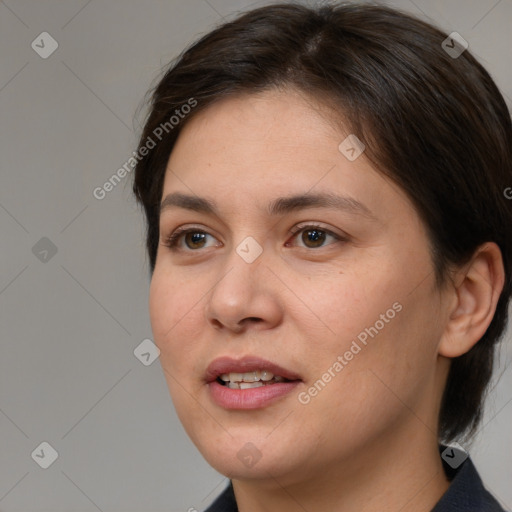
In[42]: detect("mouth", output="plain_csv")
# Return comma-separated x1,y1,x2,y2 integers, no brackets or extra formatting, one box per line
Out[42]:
216,371,290,389
205,356,302,409
205,355,301,384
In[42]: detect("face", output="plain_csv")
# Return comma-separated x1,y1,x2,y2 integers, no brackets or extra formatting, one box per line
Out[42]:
149,88,450,485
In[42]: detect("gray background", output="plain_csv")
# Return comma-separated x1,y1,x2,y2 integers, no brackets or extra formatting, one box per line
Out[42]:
0,0,511,510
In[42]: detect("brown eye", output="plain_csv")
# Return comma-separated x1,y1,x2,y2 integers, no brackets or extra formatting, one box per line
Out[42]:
184,232,207,249
301,228,327,248
164,228,217,251
288,224,343,249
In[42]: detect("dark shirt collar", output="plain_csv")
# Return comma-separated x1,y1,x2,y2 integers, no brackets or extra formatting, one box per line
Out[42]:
204,481,237,512
204,447,506,512
432,446,505,511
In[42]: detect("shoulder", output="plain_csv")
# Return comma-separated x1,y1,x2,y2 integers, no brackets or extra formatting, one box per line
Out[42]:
432,446,507,512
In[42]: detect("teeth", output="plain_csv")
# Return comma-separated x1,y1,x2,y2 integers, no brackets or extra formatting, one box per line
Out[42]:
226,381,266,390
240,382,264,389
220,370,276,383
242,371,261,382
229,372,243,382
260,371,274,381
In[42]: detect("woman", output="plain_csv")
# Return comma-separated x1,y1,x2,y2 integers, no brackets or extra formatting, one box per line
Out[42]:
132,3,511,511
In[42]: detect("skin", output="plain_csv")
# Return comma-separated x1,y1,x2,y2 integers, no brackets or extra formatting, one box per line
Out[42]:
149,87,505,512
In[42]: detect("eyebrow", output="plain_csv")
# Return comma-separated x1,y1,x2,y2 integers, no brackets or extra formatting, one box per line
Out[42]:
160,191,376,220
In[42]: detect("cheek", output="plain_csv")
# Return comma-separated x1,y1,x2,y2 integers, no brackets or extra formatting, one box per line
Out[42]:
293,263,397,346
149,269,205,364
149,270,207,419
294,256,439,405
320,286,440,426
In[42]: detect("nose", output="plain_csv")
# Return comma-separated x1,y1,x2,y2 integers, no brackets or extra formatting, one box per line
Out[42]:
205,250,283,334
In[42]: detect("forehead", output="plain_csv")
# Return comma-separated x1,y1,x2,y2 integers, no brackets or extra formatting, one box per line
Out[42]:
161,88,414,225
167,88,342,165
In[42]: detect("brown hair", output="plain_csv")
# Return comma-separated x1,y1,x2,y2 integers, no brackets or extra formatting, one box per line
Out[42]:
132,2,512,443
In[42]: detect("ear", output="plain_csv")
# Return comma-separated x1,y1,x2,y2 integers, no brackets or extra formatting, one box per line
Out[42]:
439,242,505,358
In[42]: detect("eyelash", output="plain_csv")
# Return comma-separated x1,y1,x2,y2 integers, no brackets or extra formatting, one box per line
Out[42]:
162,223,345,251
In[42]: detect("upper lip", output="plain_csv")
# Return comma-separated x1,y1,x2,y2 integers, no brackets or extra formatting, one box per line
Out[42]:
205,356,302,383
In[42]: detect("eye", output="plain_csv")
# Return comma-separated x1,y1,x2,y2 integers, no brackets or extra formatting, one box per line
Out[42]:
287,224,345,249
162,227,219,251
161,223,345,253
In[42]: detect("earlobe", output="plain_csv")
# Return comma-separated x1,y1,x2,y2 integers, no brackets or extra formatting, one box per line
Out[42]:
439,242,505,358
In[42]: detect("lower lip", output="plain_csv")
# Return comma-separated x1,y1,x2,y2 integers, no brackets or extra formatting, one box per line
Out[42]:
208,380,301,409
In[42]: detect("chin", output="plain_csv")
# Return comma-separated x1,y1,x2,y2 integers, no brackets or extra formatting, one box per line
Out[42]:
195,434,306,483
208,453,292,482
